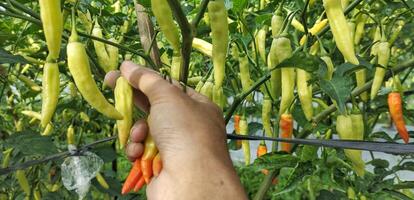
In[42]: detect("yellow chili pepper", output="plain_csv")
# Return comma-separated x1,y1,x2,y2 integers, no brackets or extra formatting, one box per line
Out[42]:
323,0,359,65
39,0,63,60
115,77,133,148
67,16,122,120
41,62,60,128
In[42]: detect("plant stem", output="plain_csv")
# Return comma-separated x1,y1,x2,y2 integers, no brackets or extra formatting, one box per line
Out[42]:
166,0,193,89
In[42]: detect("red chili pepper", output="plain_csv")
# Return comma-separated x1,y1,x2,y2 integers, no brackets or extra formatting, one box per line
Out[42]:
133,176,146,192
388,92,410,143
122,159,142,195
279,114,293,153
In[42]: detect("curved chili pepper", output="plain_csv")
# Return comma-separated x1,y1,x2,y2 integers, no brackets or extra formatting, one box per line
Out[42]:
41,62,60,127
141,134,158,183
388,92,410,143
122,159,142,195
67,19,122,120
115,77,134,149
323,0,359,65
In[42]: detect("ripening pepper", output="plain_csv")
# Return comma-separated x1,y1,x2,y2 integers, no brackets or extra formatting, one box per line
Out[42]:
240,116,250,165
388,92,410,143
279,113,293,153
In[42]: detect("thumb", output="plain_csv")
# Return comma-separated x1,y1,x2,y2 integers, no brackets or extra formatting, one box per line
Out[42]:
120,61,181,104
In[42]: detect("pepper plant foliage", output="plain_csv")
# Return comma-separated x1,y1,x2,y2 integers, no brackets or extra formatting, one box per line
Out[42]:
0,0,414,199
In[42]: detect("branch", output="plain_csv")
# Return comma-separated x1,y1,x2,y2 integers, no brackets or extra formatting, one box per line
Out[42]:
191,0,210,30
0,136,117,176
9,0,40,20
312,58,414,124
0,8,156,68
166,0,193,88
227,134,414,154
134,1,162,70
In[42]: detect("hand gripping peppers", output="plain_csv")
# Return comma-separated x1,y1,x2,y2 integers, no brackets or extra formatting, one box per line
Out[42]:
297,69,313,121
39,0,63,60
67,20,122,120
208,0,229,88
323,0,359,65
240,116,250,165
141,133,158,183
388,92,410,143
275,36,295,115
279,113,293,153
115,77,133,149
41,62,60,127
370,39,390,100
336,114,365,176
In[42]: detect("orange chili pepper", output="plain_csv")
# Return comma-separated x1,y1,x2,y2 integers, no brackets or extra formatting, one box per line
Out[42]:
388,92,410,143
256,141,267,157
133,176,146,192
141,134,158,183
279,113,293,153
234,114,242,149
152,153,162,177
122,159,142,195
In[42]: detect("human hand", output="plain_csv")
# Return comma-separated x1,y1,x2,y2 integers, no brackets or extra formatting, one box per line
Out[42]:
105,61,247,200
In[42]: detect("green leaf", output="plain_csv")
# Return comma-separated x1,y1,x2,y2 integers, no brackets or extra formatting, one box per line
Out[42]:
231,0,248,14
4,132,58,156
0,49,28,64
93,144,117,163
255,13,272,25
299,145,318,162
319,76,353,114
368,159,389,168
277,51,321,72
